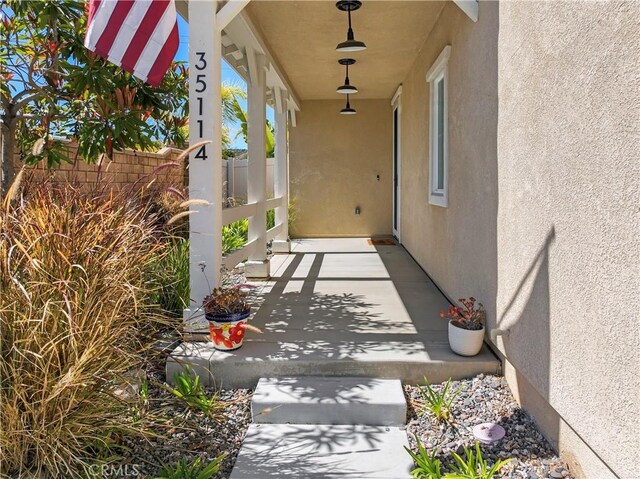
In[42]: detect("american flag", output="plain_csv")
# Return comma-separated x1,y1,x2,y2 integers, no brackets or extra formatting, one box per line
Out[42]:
84,0,179,87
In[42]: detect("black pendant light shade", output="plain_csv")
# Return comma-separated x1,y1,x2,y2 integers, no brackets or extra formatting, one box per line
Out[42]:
337,58,358,94
340,94,357,115
336,0,367,52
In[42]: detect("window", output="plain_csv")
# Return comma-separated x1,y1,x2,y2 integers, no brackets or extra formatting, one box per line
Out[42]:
426,46,451,207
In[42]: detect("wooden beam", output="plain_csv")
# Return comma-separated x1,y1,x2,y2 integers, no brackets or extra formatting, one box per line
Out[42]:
274,87,285,115
217,0,251,32
453,0,478,22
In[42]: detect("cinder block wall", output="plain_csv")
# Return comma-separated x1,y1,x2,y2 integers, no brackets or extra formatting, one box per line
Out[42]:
13,142,186,191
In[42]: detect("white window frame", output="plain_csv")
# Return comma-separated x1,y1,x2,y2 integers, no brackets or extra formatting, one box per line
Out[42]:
426,45,451,208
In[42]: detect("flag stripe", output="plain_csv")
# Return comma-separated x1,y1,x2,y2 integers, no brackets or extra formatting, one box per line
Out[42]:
93,1,135,59
145,23,178,86
84,0,178,86
84,0,117,51
120,0,169,75
86,0,102,29
133,3,176,82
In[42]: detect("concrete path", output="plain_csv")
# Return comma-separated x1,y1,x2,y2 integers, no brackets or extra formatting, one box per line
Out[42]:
167,238,498,387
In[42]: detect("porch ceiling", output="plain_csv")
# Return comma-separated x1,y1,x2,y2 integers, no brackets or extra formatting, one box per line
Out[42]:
245,0,446,100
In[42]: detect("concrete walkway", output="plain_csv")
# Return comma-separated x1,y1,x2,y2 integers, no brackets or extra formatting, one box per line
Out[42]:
230,376,413,479
167,238,499,387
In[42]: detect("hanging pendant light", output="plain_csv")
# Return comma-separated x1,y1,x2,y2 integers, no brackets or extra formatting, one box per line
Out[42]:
337,58,358,94
340,94,357,115
336,0,367,52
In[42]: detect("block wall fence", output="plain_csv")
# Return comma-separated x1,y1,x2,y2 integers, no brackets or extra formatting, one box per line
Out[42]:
10,142,273,200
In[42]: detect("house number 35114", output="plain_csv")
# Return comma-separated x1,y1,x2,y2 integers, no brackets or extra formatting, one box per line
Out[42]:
194,51,207,161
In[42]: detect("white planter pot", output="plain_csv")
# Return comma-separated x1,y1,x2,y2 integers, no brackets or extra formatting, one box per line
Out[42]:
448,321,485,356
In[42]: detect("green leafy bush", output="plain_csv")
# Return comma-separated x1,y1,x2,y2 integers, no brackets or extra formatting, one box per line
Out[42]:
0,181,174,477
418,377,462,423
222,218,248,254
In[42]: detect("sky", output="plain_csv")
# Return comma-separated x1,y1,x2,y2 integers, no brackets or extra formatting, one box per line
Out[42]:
175,16,274,150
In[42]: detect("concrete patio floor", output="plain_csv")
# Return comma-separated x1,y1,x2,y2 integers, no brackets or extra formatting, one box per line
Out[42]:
167,238,500,387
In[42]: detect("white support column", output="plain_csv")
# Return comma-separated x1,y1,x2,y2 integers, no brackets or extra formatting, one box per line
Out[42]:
185,1,223,330
272,87,290,253
245,48,270,278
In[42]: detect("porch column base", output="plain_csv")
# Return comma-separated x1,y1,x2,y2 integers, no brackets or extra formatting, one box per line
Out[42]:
245,259,271,279
271,239,291,254
182,308,208,333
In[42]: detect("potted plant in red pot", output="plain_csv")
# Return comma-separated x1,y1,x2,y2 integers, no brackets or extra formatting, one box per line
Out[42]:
203,285,258,351
441,297,486,356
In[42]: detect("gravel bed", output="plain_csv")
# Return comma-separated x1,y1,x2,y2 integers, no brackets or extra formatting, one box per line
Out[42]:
119,379,252,478
405,374,573,479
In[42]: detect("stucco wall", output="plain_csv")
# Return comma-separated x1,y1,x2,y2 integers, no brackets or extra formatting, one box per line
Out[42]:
495,2,639,478
398,1,639,478
398,1,499,329
289,99,392,237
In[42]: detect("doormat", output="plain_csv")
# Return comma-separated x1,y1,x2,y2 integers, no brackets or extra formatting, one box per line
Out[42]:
367,238,396,246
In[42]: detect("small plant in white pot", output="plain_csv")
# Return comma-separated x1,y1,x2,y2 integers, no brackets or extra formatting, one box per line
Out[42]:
441,297,486,356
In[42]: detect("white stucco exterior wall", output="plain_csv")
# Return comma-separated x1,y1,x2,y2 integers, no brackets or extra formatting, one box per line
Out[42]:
495,2,640,477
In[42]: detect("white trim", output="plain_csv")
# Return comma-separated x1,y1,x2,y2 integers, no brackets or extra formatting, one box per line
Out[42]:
266,223,283,242
426,45,451,82
187,0,223,311
222,238,257,271
266,196,285,210
222,202,258,226
391,85,402,107
391,85,402,241
217,0,252,32
426,46,450,208
289,107,297,128
247,49,269,270
453,0,478,22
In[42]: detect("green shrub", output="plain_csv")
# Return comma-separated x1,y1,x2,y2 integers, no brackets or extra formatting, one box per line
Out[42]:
0,181,173,478
222,218,248,254
418,377,462,423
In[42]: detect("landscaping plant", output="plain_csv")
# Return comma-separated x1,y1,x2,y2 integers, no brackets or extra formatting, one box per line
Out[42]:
418,377,462,423
165,370,222,417
440,298,486,331
405,436,444,479
446,442,511,479
155,454,227,479
223,218,249,254
153,237,191,316
0,179,175,478
203,284,251,316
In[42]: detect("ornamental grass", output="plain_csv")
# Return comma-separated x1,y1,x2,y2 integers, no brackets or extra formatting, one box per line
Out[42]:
0,179,173,478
